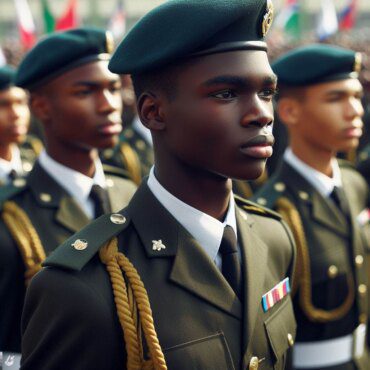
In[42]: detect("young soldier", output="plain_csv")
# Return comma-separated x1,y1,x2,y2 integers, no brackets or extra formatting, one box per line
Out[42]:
21,1,296,369
0,28,136,358
0,66,40,186
254,44,369,369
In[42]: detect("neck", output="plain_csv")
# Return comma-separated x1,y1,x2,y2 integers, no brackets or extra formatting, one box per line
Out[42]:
154,162,232,221
0,144,13,162
290,139,334,177
46,144,98,178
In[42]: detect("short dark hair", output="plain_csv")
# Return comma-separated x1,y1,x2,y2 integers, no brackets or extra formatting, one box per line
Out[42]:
276,84,307,102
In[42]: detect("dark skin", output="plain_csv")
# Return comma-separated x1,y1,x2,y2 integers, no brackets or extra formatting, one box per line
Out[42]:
0,86,30,161
31,60,122,178
138,51,276,220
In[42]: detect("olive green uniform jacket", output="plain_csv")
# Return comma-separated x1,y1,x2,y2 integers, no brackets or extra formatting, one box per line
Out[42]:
21,181,297,370
0,161,136,353
254,160,370,370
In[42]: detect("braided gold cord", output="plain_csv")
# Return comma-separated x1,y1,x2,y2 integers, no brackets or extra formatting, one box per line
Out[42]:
100,238,167,370
120,142,143,186
2,201,46,285
276,197,355,323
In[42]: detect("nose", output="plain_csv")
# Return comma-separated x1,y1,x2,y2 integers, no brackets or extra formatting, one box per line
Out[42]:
240,95,274,128
98,89,122,115
346,96,364,120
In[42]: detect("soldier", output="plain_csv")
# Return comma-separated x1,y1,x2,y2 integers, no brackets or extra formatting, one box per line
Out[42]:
0,28,136,358
254,44,369,369
21,1,296,369
0,65,41,186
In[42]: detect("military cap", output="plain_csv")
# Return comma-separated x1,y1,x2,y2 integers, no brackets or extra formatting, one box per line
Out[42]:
16,27,114,90
109,0,274,75
272,44,362,87
0,65,16,90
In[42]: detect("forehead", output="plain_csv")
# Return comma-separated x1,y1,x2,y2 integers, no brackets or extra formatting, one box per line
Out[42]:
179,50,274,82
305,78,363,97
0,86,27,101
48,60,119,88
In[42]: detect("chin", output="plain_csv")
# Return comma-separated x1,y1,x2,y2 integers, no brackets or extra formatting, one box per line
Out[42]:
96,136,119,149
229,162,267,181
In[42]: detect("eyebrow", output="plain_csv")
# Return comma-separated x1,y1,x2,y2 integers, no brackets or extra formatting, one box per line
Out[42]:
202,74,278,89
324,87,364,97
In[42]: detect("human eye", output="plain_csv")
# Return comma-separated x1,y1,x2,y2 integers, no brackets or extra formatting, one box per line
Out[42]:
74,89,92,97
258,88,277,101
211,89,237,100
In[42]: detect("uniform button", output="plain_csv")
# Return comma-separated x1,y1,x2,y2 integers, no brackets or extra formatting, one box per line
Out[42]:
287,333,294,347
358,284,367,296
359,152,368,161
40,193,52,203
355,255,364,267
299,191,309,201
23,161,33,172
106,179,114,188
13,178,26,187
274,182,286,192
257,197,267,206
359,313,367,324
136,139,146,151
110,213,126,225
249,356,259,370
327,265,338,279
72,239,88,251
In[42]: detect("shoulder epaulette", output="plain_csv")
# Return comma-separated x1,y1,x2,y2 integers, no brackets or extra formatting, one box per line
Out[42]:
43,211,131,272
235,195,282,220
0,180,28,209
103,163,131,180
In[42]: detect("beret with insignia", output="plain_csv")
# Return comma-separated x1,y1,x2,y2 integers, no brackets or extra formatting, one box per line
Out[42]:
109,0,274,75
0,65,16,91
16,27,114,90
272,44,362,87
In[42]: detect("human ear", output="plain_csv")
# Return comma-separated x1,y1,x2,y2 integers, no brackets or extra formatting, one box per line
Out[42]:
30,93,52,123
137,92,166,131
277,98,301,127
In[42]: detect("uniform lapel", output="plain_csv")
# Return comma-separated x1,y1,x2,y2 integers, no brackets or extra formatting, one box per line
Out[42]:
128,181,242,319
236,208,268,353
28,162,90,233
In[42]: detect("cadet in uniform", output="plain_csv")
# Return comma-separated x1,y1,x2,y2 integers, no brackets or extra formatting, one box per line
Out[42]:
21,2,297,369
254,44,369,369
0,28,136,358
0,66,41,186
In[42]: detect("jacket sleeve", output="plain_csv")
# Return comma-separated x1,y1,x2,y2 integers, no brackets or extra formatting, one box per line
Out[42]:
21,268,125,370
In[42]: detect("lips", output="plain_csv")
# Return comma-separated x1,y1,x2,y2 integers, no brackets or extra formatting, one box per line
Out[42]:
343,126,362,139
97,122,122,135
239,134,275,159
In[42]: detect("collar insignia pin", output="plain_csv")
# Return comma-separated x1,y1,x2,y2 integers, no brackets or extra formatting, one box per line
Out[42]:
152,239,166,251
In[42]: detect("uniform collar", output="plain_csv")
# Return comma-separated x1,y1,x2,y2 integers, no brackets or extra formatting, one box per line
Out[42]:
38,150,106,202
0,145,23,183
147,167,237,264
284,148,342,197
132,115,153,147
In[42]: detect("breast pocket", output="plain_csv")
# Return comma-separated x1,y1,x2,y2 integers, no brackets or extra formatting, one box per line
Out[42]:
163,332,235,370
264,296,296,370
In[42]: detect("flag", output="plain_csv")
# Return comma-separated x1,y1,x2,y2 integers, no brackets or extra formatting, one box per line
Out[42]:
41,0,56,34
316,0,338,41
339,0,358,30
274,0,300,39
0,48,6,67
14,0,36,49
56,0,79,31
108,0,127,40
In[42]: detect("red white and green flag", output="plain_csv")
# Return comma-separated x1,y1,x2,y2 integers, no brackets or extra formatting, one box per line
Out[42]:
275,0,301,38
56,0,79,31
14,0,36,49
41,0,56,34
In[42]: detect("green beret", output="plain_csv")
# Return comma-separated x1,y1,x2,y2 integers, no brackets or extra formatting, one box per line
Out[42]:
109,0,274,75
16,27,115,90
272,44,361,87
0,66,16,91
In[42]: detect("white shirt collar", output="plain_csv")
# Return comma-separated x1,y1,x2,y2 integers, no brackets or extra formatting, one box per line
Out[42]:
38,150,106,202
147,167,237,264
132,115,153,147
0,145,23,183
284,148,342,197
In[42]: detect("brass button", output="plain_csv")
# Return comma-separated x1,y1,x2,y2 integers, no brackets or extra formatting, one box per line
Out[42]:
124,128,134,138
249,356,259,370
257,197,267,206
287,333,294,347
359,313,367,324
359,152,368,161
13,178,26,187
106,179,114,188
327,265,338,279
40,193,52,203
355,255,364,267
274,182,286,192
23,162,33,172
72,239,88,251
110,214,126,225
358,284,367,295
136,139,146,151
299,191,309,201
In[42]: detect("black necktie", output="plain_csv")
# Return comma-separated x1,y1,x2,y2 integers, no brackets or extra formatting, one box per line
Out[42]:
219,225,242,299
89,184,112,218
330,186,350,218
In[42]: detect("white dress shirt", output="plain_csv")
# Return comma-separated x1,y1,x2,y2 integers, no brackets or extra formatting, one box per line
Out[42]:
147,167,238,269
0,145,23,184
38,150,107,219
284,148,342,198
